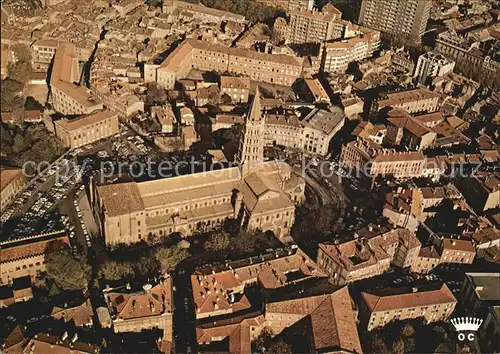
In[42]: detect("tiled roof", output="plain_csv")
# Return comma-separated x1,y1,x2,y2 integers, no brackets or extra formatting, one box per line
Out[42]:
54,110,117,131
22,333,97,354
51,299,93,327
267,287,362,353
442,238,476,253
2,325,26,354
105,279,172,321
191,249,326,316
472,227,500,245
0,166,24,192
1,233,70,263
220,76,250,89
98,182,145,217
362,284,456,312
418,245,441,259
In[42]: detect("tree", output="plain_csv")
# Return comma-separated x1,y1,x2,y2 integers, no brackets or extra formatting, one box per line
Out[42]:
371,336,389,353
229,231,257,254
154,245,190,273
205,231,230,251
7,45,33,84
1,79,25,111
268,339,292,354
391,339,405,354
136,253,161,278
401,323,415,337
45,250,91,291
146,82,168,106
166,137,184,152
99,260,135,281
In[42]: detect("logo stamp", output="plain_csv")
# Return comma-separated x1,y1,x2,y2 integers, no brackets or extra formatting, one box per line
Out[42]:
450,317,484,342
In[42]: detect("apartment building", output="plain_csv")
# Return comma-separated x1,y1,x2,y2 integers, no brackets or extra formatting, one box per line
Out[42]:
1,166,26,212
256,0,313,13
103,280,173,339
50,43,103,115
321,27,381,73
371,87,441,118
438,238,476,265
220,76,250,103
31,39,59,72
340,139,426,179
264,114,302,148
455,172,500,212
383,189,420,231
390,50,415,74
54,110,119,149
147,39,304,90
317,226,421,285
288,5,343,44
151,105,176,133
303,78,330,103
178,106,193,126
301,107,345,156
89,91,305,245
461,272,500,315
414,52,456,85
360,284,457,331
191,248,325,319
163,0,246,24
264,287,362,353
196,286,361,354
411,246,441,274
435,31,500,76
385,109,437,151
0,231,70,285
358,0,432,41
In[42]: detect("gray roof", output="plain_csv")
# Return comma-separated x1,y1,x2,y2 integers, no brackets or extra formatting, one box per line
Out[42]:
466,272,500,301
302,107,345,135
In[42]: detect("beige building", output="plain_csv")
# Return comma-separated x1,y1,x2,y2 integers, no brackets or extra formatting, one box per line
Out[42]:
163,0,246,24
288,5,343,44
301,107,345,156
191,248,326,319
385,109,437,151
317,226,421,285
265,287,362,353
256,0,313,13
358,0,432,41
360,284,457,331
90,89,305,245
414,51,456,85
146,39,304,90
50,43,103,115
180,106,195,126
438,238,476,265
0,231,70,285
31,39,59,72
220,76,250,103
103,280,173,340
1,166,26,212
456,172,500,212
54,110,119,149
264,114,302,149
340,139,426,179
383,189,421,231
321,26,381,73
371,87,441,118
151,105,176,133
411,245,441,274
303,78,330,103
